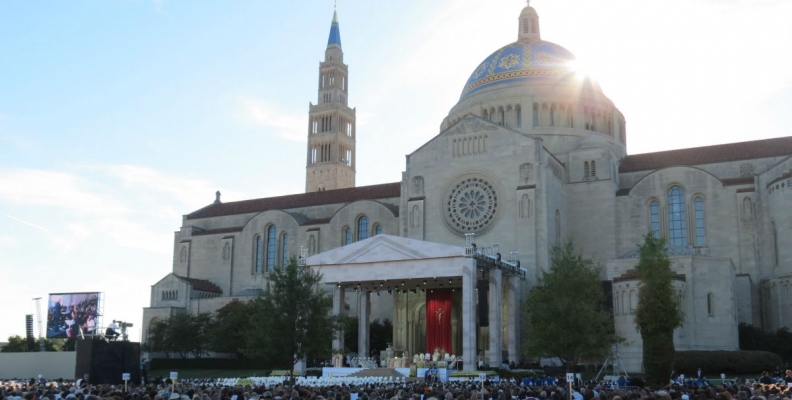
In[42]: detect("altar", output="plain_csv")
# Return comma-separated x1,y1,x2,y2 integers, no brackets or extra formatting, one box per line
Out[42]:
307,235,524,372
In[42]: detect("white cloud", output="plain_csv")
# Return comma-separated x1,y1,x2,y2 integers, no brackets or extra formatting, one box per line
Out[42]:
0,236,17,246
0,165,248,254
237,96,306,142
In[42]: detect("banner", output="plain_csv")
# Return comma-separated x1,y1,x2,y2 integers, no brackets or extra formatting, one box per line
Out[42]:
426,288,452,354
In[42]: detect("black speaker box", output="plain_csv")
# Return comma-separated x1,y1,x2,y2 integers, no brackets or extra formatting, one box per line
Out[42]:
477,279,489,327
75,339,140,384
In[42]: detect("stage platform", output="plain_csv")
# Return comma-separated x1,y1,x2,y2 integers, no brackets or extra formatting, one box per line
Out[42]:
321,367,450,382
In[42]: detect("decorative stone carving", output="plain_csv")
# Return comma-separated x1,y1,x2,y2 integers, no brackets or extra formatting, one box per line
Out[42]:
448,115,499,136
411,176,424,197
222,242,230,261
308,235,316,254
410,205,422,228
740,163,755,177
741,197,754,221
442,174,500,235
519,194,532,219
519,163,533,184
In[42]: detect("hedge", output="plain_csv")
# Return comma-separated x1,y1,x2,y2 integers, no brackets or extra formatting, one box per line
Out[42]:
674,350,782,375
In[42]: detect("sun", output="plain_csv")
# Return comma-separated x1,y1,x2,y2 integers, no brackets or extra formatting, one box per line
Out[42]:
567,59,598,81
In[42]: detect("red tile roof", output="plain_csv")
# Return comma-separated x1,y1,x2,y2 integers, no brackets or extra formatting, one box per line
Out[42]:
176,275,222,294
187,182,402,220
192,226,244,236
620,137,792,173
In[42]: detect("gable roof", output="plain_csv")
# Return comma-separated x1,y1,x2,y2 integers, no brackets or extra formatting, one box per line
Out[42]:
187,182,401,220
175,275,222,294
306,234,466,266
620,136,792,173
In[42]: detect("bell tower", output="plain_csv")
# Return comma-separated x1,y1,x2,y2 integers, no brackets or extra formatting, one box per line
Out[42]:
305,9,356,192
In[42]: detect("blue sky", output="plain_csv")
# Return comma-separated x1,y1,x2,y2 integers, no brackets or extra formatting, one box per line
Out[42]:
1,0,791,343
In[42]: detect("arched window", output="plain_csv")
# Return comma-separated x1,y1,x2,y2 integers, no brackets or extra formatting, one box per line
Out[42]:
253,235,263,274
555,210,561,245
550,105,555,127
667,186,687,246
694,197,706,246
343,227,352,246
532,104,539,128
650,200,661,238
773,221,779,266
266,225,277,272
707,293,714,316
590,160,596,177
620,291,626,315
584,161,590,179
357,216,369,241
374,224,382,236
281,233,289,267
516,105,522,128
614,295,620,316
629,290,637,313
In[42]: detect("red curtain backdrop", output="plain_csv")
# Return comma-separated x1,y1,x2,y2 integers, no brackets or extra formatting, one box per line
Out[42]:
426,289,453,354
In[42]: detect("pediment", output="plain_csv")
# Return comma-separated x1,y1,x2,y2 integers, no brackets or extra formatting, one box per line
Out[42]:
409,113,533,157
306,234,466,266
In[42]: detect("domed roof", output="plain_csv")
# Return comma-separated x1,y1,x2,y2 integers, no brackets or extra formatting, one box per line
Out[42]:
460,39,577,100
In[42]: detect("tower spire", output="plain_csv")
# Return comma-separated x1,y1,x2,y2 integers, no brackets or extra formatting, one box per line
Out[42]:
306,7,356,193
327,5,342,49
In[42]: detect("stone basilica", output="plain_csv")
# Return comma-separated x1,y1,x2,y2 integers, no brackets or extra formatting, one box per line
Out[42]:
143,3,792,372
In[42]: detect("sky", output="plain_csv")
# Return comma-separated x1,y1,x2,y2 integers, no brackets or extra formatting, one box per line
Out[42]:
1,0,791,343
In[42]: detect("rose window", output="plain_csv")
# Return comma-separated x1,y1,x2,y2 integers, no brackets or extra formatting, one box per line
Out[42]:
443,176,499,234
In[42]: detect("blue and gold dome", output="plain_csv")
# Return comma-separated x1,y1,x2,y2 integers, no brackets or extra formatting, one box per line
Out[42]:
460,39,577,100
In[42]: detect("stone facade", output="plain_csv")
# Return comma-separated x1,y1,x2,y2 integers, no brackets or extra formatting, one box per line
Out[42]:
143,4,792,372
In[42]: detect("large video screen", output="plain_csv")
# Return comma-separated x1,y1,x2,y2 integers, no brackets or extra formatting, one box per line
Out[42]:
46,292,100,339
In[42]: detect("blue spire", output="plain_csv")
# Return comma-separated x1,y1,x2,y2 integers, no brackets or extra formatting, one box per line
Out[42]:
327,10,342,49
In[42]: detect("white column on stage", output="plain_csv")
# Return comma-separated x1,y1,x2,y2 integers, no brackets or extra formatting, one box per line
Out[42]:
461,261,477,371
332,285,346,353
506,276,520,364
358,290,370,357
488,268,503,367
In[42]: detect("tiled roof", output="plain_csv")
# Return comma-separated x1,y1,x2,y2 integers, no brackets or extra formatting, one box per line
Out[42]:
192,226,244,236
187,182,401,220
620,137,792,173
176,275,222,294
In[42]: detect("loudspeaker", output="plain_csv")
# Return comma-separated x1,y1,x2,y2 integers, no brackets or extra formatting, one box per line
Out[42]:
75,339,141,384
477,280,489,327
25,315,35,351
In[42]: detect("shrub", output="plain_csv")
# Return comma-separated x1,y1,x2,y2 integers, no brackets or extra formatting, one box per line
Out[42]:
674,351,782,375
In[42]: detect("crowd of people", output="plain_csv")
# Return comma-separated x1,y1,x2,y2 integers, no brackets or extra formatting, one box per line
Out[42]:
3,369,792,400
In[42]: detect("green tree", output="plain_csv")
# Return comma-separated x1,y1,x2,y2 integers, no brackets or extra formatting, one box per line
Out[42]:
1,335,31,352
210,300,252,358
634,234,683,386
144,318,171,357
165,312,213,358
522,241,620,370
245,257,337,380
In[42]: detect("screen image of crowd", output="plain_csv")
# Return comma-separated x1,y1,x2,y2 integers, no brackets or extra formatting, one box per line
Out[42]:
46,293,100,339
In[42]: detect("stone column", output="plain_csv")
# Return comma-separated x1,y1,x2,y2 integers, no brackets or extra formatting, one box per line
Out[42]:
332,285,346,354
461,261,477,371
358,290,370,358
488,269,503,368
506,276,520,364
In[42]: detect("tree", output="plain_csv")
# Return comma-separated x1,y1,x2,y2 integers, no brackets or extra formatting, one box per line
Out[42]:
210,300,252,358
634,234,683,386
165,312,213,358
144,318,171,357
522,241,620,370
1,335,30,352
245,257,337,380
